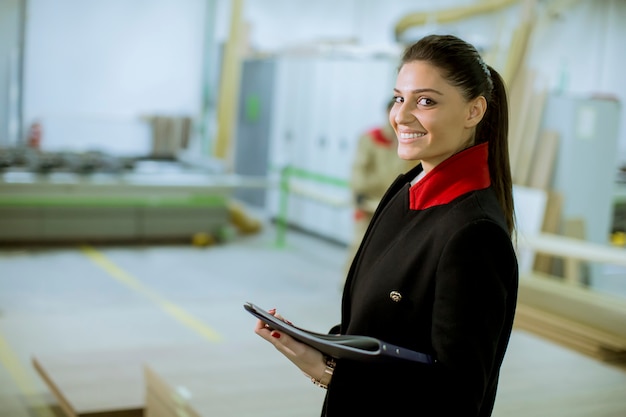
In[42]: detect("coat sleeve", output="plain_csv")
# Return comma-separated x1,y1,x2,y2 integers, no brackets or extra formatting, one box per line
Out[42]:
430,219,517,415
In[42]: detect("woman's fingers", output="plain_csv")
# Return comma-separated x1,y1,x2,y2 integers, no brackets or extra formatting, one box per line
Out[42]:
253,308,294,337
251,309,325,377
254,318,270,334
274,312,293,325
253,308,278,338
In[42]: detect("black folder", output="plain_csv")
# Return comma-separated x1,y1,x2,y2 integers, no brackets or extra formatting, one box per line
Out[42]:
244,302,435,364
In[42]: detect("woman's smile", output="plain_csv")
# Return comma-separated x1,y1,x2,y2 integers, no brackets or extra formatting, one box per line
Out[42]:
398,131,426,143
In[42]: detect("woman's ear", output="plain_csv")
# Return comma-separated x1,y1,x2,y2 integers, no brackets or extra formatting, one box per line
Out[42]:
466,96,487,128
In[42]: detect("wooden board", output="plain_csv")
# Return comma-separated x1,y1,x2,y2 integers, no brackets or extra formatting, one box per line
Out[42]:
32,345,229,417
143,343,326,417
514,88,547,186
533,190,563,274
516,273,626,364
517,233,626,268
514,304,626,363
32,350,147,417
527,130,559,190
508,69,535,180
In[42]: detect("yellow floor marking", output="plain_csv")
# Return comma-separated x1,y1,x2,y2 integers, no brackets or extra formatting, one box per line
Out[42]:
80,245,222,343
0,334,56,417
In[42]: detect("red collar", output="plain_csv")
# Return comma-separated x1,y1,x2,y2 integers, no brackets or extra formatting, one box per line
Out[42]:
409,143,490,210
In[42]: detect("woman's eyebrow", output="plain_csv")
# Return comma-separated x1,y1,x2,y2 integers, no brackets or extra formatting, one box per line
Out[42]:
394,88,444,95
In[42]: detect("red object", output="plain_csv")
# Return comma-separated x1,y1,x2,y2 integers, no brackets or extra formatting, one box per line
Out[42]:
27,122,42,149
369,128,393,147
354,209,367,221
409,143,490,210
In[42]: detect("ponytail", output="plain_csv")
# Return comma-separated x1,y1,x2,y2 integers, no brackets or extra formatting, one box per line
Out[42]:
477,66,514,235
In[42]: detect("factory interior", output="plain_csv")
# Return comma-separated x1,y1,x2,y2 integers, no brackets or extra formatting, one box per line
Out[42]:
1,0,626,416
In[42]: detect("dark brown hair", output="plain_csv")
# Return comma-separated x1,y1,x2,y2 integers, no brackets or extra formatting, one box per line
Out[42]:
400,34,515,234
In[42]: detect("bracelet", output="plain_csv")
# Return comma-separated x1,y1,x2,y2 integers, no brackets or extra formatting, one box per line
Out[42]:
304,356,336,389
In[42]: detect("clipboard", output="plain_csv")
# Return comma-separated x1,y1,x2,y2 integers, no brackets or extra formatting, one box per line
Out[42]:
244,302,435,364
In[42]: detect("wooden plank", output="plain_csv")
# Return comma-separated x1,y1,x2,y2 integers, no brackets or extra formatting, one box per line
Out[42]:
31,346,226,417
144,366,201,417
533,190,563,274
144,389,174,417
143,345,326,417
502,0,537,86
518,275,626,342
514,89,547,186
562,218,588,283
508,69,535,181
526,130,559,190
514,304,626,362
502,17,534,88
213,0,245,162
514,314,602,357
32,357,79,417
32,351,146,417
518,233,626,268
516,270,626,365
540,191,562,235
394,0,520,35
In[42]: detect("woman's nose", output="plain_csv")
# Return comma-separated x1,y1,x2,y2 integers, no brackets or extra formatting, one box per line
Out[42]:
394,103,414,124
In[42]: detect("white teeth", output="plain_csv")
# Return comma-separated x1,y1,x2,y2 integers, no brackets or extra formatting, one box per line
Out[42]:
400,132,425,139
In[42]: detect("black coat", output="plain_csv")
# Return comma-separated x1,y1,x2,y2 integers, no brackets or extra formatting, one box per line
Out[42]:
323,144,518,417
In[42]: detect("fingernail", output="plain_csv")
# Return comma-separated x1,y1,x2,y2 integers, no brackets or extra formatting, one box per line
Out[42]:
269,308,276,314
285,320,293,325
271,331,281,339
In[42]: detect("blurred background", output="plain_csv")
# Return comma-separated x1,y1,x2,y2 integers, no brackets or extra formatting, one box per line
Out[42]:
1,0,625,416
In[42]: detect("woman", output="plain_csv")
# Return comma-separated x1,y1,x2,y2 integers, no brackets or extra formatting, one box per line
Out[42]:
254,34,518,417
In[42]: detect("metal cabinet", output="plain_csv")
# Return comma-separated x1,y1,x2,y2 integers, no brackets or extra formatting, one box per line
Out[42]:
237,54,397,244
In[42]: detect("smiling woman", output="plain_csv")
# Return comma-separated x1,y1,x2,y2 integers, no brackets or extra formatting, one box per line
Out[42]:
252,34,518,417
390,61,487,172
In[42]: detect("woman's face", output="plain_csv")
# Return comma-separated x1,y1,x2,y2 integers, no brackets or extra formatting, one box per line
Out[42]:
389,60,486,173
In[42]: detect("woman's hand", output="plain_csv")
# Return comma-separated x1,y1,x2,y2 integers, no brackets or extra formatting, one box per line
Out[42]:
253,308,328,382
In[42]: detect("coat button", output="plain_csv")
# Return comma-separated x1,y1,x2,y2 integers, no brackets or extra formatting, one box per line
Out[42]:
389,291,402,302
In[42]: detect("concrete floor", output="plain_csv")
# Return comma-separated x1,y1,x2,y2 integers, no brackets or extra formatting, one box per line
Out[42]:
0,219,625,417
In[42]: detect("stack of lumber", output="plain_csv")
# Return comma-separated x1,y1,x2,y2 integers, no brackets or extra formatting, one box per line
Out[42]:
32,349,150,417
515,233,626,366
515,273,626,365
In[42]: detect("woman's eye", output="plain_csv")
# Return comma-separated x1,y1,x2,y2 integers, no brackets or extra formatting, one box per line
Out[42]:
417,97,434,106
393,96,403,103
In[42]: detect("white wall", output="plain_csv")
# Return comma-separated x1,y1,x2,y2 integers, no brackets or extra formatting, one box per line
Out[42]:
23,0,209,155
